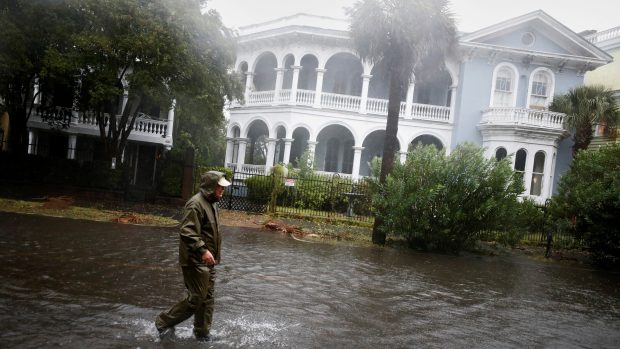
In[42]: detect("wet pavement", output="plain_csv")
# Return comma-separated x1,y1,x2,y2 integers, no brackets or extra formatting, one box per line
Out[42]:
1,211,619,348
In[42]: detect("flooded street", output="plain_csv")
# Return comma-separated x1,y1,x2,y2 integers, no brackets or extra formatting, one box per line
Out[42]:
1,211,619,348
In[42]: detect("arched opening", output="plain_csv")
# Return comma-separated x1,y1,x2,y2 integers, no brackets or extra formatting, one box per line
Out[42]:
495,147,507,161
245,120,269,165
316,124,355,173
410,135,444,151
253,53,277,91
290,127,310,167
414,69,452,107
491,64,517,107
298,55,319,90
323,53,363,96
360,130,401,176
530,151,545,196
515,148,527,184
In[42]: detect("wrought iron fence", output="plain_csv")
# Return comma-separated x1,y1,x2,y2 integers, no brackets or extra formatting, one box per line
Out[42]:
221,169,373,223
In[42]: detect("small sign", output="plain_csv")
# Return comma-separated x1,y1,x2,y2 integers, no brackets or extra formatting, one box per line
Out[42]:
285,178,295,187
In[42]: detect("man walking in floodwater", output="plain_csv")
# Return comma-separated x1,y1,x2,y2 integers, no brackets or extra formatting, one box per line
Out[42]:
155,171,231,341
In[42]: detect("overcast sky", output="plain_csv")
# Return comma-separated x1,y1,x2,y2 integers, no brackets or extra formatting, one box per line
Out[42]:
207,0,619,34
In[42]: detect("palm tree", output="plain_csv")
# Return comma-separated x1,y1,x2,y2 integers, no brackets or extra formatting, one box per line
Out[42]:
550,85,620,155
347,0,458,245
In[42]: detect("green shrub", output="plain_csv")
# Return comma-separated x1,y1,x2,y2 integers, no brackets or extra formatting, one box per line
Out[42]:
549,144,620,267
373,143,525,253
245,175,275,204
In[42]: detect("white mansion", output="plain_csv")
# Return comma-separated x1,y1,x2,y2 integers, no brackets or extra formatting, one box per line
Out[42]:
223,11,613,203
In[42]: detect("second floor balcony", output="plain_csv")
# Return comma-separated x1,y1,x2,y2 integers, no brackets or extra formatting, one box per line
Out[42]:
233,89,452,123
479,107,566,131
28,106,174,147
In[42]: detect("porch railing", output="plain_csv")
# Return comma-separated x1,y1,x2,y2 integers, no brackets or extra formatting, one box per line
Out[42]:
480,107,565,130
31,107,170,138
239,89,451,122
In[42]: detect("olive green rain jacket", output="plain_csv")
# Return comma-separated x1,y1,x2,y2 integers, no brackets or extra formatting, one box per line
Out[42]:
178,171,223,267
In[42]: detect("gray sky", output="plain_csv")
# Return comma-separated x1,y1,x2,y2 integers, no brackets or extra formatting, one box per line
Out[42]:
208,0,619,34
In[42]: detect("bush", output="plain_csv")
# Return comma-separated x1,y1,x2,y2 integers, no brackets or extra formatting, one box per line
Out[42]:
549,144,620,267
245,175,275,204
373,143,525,253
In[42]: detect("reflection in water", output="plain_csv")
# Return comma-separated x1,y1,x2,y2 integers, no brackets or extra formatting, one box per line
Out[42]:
0,211,619,348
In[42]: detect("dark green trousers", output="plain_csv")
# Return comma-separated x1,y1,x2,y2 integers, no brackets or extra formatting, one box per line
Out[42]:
156,266,216,338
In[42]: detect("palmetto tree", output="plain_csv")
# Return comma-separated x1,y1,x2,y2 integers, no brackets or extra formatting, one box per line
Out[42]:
347,0,458,244
550,85,620,155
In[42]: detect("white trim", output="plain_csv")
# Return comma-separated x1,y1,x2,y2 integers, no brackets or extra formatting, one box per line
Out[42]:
489,63,519,108
526,67,555,109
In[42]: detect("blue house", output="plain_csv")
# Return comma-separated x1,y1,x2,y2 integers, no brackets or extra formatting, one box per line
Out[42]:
224,10,612,203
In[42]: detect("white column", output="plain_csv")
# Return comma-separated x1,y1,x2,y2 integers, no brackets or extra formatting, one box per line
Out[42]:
265,138,277,174
273,68,286,104
399,151,408,164
225,137,234,165
28,130,37,155
282,138,294,165
244,72,254,103
449,84,457,123
524,148,535,195
165,99,176,150
404,81,415,118
290,65,302,105
360,74,372,114
237,138,248,166
351,146,364,179
67,134,77,160
543,149,555,201
313,68,326,108
307,140,318,167
33,78,41,105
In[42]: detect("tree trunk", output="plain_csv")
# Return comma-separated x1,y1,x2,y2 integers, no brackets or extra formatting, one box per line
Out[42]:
572,120,594,155
372,66,404,245
7,107,28,156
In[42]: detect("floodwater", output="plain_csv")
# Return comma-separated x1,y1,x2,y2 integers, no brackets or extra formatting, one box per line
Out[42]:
0,211,619,349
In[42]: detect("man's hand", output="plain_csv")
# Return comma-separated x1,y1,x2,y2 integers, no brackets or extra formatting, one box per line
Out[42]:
201,250,215,266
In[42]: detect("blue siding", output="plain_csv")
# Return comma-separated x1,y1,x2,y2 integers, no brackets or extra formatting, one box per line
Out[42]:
483,27,572,55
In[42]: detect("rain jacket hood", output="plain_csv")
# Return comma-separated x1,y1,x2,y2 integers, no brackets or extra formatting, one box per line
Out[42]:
199,171,225,201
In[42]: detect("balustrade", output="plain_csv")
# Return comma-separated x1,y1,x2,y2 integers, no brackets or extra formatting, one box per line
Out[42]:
241,90,451,123
481,107,565,129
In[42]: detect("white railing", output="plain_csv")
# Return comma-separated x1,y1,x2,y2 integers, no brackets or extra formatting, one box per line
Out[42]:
31,108,169,138
321,92,361,112
315,170,353,179
586,26,620,44
240,90,451,123
411,103,451,121
247,90,275,105
227,163,266,174
366,97,388,115
296,89,315,105
481,107,565,129
277,89,290,102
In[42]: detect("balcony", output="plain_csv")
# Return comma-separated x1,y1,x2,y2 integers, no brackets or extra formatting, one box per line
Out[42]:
28,107,173,147
480,107,566,131
233,89,452,123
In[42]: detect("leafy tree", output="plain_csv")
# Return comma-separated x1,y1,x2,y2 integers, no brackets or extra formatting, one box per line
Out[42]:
373,143,525,253
549,85,620,155
549,144,620,267
1,0,241,163
347,0,458,244
0,0,76,154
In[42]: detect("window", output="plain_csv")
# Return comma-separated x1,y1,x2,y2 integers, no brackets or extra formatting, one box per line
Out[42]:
515,149,527,184
530,151,545,196
495,147,507,161
492,65,517,107
528,69,554,109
